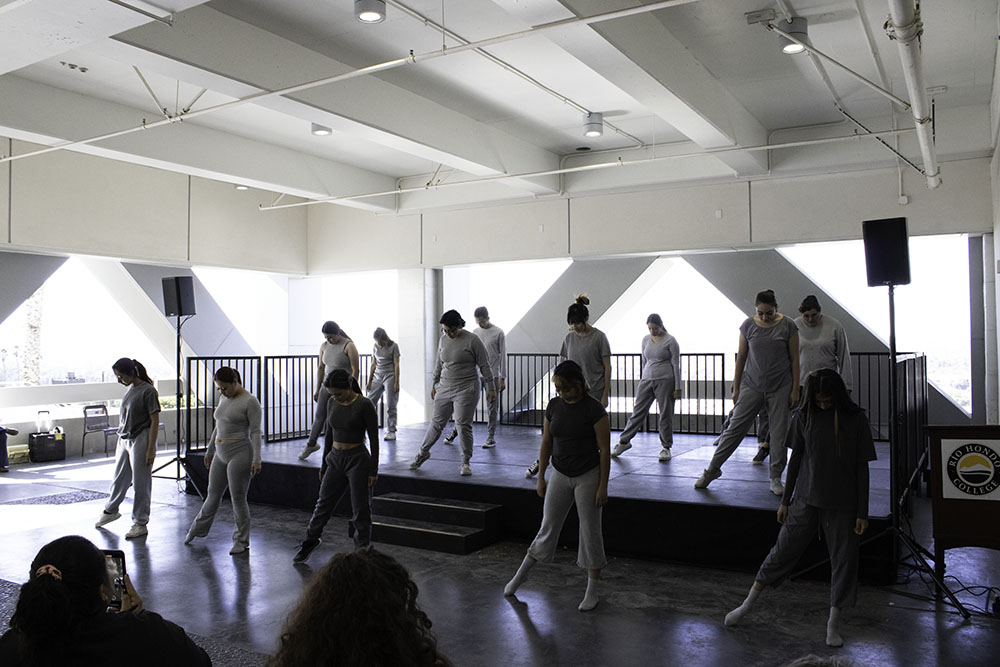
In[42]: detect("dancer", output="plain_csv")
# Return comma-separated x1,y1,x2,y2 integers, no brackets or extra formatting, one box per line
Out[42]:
444,306,506,448
294,369,379,563
0,535,210,665
0,424,17,473
409,310,494,476
695,290,799,495
612,313,681,462
95,358,160,539
185,367,262,555
269,549,451,666
299,321,360,460
724,370,875,648
527,295,610,478
366,327,401,441
504,360,610,611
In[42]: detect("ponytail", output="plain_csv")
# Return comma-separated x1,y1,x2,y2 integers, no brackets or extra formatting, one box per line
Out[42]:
214,366,242,385
112,358,153,384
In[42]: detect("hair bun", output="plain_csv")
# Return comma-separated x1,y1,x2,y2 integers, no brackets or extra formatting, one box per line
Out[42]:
575,294,590,306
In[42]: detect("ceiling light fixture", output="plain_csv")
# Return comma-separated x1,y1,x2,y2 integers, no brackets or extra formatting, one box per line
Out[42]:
583,112,603,138
311,122,332,136
235,184,249,191
777,17,808,54
355,0,386,23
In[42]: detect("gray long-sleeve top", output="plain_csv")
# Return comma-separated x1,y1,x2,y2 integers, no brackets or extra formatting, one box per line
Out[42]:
473,324,507,379
794,314,853,391
433,329,494,399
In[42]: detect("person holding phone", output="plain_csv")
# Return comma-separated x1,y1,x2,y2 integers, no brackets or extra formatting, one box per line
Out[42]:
95,358,160,539
0,535,210,665
185,367,262,555
293,369,379,563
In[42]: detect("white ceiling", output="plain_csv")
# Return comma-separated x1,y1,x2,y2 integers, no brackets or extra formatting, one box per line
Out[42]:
0,0,995,213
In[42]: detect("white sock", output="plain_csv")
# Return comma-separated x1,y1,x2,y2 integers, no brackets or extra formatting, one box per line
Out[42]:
826,606,843,647
724,584,762,626
504,555,536,596
578,576,600,611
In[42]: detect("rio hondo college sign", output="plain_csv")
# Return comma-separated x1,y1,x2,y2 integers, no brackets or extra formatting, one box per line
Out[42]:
940,439,1000,500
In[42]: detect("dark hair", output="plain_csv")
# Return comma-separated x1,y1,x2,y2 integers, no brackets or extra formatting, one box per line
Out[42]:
324,368,362,394
646,313,664,328
552,359,588,393
214,366,242,385
322,321,350,340
755,290,777,307
567,294,590,325
10,536,110,663
799,295,822,313
439,310,465,329
267,550,451,667
802,369,861,438
473,306,489,319
112,358,153,384
373,327,394,347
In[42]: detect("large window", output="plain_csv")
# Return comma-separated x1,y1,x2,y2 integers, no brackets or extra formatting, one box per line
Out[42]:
779,235,971,413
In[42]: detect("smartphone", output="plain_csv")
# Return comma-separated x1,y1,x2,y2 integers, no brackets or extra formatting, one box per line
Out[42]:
102,550,126,610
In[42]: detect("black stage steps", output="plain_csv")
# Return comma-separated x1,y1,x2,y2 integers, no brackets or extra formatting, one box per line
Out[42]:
372,493,503,555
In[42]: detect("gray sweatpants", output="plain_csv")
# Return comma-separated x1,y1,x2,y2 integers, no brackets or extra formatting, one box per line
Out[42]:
366,371,398,433
447,378,500,440
306,385,331,447
756,502,861,608
619,376,675,448
419,388,479,462
306,446,372,548
709,383,791,481
188,440,253,548
528,467,607,570
104,429,152,526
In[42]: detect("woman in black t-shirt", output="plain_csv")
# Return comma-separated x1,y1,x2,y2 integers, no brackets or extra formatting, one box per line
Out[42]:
504,360,611,611
723,369,876,647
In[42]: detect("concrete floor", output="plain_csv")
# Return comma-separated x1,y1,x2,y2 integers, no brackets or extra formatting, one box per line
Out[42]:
1,434,999,667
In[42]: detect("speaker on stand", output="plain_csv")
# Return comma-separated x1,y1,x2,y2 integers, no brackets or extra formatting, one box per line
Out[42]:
153,276,204,497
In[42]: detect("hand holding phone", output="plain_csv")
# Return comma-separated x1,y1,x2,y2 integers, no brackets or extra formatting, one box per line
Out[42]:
102,550,126,610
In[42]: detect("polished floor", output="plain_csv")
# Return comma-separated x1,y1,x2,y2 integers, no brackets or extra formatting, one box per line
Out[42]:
1,426,998,666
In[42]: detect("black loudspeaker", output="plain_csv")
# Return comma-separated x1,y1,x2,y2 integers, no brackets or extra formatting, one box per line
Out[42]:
162,276,197,317
862,217,911,286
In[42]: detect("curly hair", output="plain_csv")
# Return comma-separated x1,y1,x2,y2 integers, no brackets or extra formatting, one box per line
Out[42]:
268,550,451,667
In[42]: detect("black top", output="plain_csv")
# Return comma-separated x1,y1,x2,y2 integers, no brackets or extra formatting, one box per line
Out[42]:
782,407,877,518
546,395,607,477
0,608,211,666
324,395,379,476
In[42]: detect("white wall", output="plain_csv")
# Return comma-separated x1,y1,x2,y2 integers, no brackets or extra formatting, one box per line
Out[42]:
307,205,421,273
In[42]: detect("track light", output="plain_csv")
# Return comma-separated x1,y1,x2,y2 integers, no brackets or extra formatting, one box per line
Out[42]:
777,17,808,54
311,122,332,136
583,112,603,138
355,0,386,23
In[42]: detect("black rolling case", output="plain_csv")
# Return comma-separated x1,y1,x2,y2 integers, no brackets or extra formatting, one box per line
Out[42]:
29,432,66,462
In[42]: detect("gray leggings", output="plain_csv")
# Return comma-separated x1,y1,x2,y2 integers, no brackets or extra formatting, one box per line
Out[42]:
104,430,152,526
619,376,675,447
756,502,861,608
710,383,791,480
188,440,253,548
306,446,372,548
367,371,398,433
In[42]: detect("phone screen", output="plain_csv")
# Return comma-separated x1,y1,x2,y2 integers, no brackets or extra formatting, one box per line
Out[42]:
102,550,126,609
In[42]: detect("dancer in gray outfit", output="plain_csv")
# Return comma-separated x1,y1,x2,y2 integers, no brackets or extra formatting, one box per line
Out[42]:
795,295,853,390
445,306,506,447
410,310,495,476
185,367,262,554
96,358,160,540
695,290,799,496
724,370,875,648
300,321,359,460
613,313,682,462
366,327,400,440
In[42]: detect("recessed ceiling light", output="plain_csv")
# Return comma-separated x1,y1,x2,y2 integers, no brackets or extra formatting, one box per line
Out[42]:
234,184,249,191
311,122,332,136
355,0,385,23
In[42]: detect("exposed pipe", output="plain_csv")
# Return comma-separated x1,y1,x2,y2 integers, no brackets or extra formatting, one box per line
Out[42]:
885,0,941,188
0,0,699,166
258,127,916,211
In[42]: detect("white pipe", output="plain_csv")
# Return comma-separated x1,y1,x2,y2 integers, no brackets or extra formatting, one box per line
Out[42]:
259,127,916,211
886,0,941,188
0,0,699,166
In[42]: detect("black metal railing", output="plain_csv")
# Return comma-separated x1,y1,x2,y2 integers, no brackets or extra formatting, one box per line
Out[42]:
896,354,928,499
185,356,261,452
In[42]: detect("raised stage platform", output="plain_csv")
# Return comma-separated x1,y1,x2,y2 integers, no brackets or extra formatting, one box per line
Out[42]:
186,424,895,583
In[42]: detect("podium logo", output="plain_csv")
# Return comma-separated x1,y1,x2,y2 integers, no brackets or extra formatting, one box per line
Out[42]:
946,443,999,496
